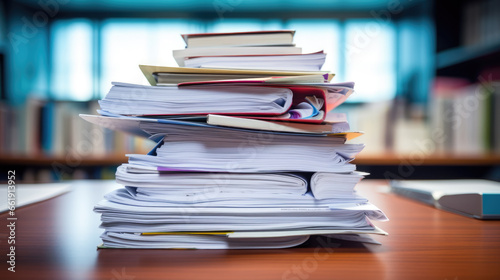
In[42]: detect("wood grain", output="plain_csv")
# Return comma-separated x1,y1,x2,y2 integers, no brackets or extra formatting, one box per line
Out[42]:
1,180,499,280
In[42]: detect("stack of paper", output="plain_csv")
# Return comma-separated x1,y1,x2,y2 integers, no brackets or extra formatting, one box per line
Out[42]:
99,82,293,116
82,30,388,249
175,30,325,71
183,51,327,71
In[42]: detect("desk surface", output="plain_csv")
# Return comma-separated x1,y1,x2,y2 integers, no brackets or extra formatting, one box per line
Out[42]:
1,180,499,280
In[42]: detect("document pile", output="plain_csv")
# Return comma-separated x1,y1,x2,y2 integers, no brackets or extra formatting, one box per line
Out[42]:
83,30,388,249
175,30,325,71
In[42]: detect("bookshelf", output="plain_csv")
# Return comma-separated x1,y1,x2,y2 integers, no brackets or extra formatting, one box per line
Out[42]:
1,0,498,182
427,0,500,158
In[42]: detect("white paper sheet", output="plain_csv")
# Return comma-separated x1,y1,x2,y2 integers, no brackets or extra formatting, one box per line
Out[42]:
0,183,71,213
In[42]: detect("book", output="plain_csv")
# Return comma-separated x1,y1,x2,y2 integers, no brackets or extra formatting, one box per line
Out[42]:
391,180,500,219
431,77,494,155
181,30,295,48
173,46,302,67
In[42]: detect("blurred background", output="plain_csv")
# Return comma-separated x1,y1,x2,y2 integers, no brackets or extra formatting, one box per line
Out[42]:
0,0,499,182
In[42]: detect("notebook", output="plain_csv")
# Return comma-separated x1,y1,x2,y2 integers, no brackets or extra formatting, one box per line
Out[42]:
181,30,295,48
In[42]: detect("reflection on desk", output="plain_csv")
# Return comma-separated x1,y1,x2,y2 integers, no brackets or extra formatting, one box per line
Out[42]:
0,180,499,280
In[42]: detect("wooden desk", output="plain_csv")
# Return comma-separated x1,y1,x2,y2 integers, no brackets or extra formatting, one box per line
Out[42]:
1,180,499,280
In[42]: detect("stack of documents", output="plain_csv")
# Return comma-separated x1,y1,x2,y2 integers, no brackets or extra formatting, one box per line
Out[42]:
83,30,388,249
99,82,294,116
175,30,325,71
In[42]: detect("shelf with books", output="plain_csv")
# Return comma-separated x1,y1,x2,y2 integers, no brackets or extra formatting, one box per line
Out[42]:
430,0,500,158
0,100,155,161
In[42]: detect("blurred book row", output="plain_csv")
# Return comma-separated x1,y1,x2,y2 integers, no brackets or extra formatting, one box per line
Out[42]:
431,76,500,155
0,100,153,157
344,75,500,157
1,78,500,165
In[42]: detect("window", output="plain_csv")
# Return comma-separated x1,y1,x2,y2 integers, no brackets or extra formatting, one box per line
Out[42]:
344,20,396,102
100,19,204,94
50,18,397,102
50,19,93,101
285,19,341,79
210,19,282,33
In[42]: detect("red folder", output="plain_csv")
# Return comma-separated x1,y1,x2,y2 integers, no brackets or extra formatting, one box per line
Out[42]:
248,86,344,124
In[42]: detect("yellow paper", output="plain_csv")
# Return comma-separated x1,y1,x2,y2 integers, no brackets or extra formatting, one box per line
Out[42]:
139,64,331,86
329,132,364,141
141,231,232,236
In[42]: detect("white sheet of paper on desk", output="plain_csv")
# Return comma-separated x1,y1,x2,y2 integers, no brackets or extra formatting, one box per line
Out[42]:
0,183,71,213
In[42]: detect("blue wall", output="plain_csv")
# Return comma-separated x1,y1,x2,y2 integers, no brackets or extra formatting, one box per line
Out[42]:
4,2,50,105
